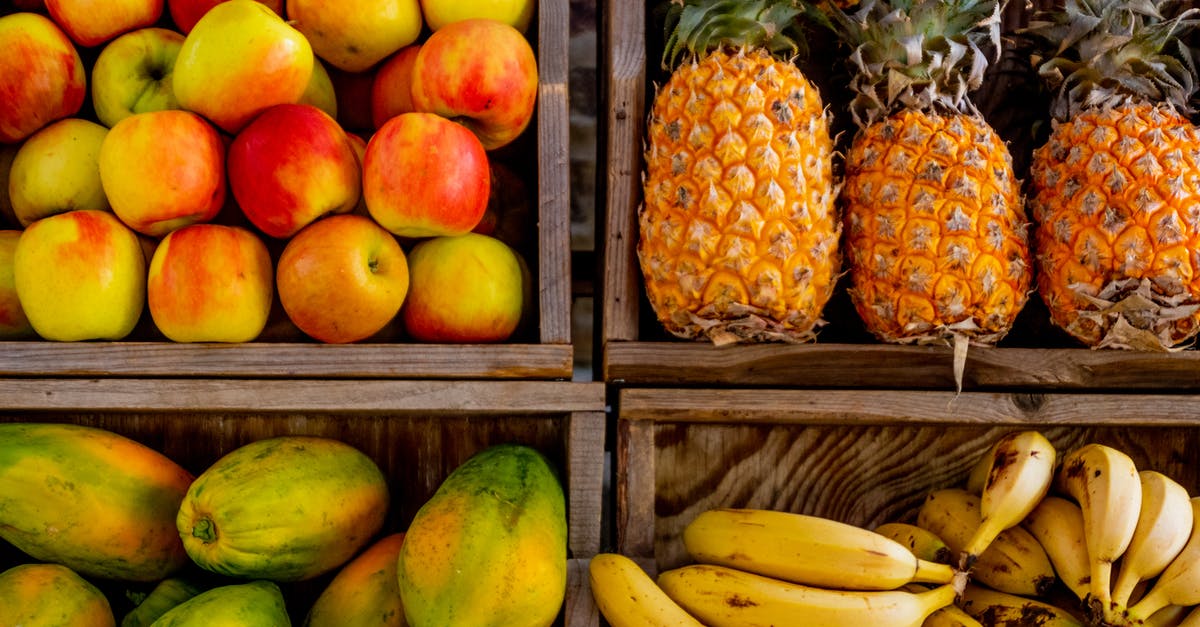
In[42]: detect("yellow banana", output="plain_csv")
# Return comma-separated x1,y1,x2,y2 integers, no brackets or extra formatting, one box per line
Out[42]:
588,553,703,627
1125,498,1200,623
959,584,1084,627
1055,443,1142,618
876,522,955,565
923,601,984,627
1179,606,1200,627
965,438,1000,494
657,563,957,627
961,431,1057,570
1144,604,1192,627
1111,471,1194,614
917,488,1056,597
682,508,955,590
1020,495,1091,602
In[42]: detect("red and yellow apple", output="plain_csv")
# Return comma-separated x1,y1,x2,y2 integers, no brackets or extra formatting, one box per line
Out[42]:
44,0,163,47
287,0,421,73
0,13,85,144
91,27,185,128
168,0,283,34
0,230,34,339
411,18,537,150
420,0,534,33
370,44,420,130
277,214,409,343
0,146,18,227
14,210,146,341
99,109,225,237
148,223,273,342
402,232,522,342
173,0,313,133
301,57,338,119
344,131,370,216
228,103,361,239
363,112,490,237
9,118,110,227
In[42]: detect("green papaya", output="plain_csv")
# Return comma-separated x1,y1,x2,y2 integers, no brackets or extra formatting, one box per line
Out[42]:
149,580,289,626
397,444,566,627
0,563,115,627
121,575,208,627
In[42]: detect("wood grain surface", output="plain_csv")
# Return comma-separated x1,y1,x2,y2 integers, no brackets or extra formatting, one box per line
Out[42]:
538,0,573,345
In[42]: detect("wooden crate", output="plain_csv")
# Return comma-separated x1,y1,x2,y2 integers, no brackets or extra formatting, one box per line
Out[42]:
0,0,573,381
616,387,1200,572
599,0,1200,390
0,379,604,626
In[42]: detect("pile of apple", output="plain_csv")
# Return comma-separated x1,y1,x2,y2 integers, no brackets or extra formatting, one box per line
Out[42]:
0,0,538,344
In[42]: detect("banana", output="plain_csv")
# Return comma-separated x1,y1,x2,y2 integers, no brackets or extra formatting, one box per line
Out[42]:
876,522,955,565
1125,498,1200,623
965,438,1000,494
1179,606,1200,627
1143,604,1192,627
1020,495,1091,602
1055,443,1142,619
917,488,1057,597
961,431,1057,570
682,508,955,590
923,603,985,627
588,553,703,627
959,584,1084,627
656,563,957,627
1111,471,1194,615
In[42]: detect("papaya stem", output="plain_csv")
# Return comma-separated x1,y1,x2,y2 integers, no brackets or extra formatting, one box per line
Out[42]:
192,518,217,543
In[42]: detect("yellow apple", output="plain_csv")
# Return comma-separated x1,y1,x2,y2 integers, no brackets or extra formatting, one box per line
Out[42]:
14,210,146,341
8,118,110,227
148,223,273,342
287,0,422,73
173,0,313,133
401,232,522,342
0,12,86,144
419,0,533,33
90,27,185,128
0,230,34,338
277,214,409,343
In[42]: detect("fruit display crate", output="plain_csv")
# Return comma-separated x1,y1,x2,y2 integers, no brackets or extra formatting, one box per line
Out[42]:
0,378,605,626
0,0,573,381
614,387,1200,573
599,0,1200,391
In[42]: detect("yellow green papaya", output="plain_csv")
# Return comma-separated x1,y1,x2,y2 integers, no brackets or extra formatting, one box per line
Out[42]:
121,575,208,627
177,435,389,581
397,444,566,627
0,563,116,627
305,532,407,627
148,580,289,626
0,422,194,581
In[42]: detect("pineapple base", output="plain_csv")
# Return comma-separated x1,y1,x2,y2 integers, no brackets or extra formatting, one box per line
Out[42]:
1062,278,1200,351
666,303,825,347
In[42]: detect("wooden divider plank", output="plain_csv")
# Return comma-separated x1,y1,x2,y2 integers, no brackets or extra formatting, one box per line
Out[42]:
538,0,572,345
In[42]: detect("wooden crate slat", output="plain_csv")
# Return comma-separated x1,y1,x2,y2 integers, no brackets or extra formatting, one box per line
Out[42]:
538,0,572,346
567,411,606,558
616,418,657,560
564,558,601,627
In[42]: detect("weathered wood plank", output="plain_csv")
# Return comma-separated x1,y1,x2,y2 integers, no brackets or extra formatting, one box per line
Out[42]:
0,342,573,379
568,411,607,557
538,0,572,345
604,342,1200,390
616,418,657,558
564,558,601,627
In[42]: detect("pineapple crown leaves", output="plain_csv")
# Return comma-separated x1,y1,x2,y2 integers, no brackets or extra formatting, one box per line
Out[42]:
824,0,1003,128
1023,0,1200,120
660,0,813,70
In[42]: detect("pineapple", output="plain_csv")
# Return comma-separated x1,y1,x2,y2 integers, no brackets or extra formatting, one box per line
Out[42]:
1026,0,1200,350
638,0,839,344
832,0,1033,353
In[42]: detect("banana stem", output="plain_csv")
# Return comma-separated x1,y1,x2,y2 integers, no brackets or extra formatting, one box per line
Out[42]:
1090,561,1115,623
913,559,956,585
919,583,960,620
1126,587,1171,624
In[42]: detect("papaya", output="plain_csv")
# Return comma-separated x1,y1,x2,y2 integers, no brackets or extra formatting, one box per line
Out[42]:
0,422,194,581
148,580,290,626
121,575,209,627
0,563,116,627
396,444,566,627
177,435,389,581
305,533,407,627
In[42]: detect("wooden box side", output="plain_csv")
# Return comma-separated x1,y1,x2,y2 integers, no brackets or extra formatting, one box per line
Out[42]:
616,388,1200,570
538,0,573,346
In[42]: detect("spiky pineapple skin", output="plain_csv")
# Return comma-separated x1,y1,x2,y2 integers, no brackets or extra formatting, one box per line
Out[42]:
1030,102,1200,348
638,48,839,342
843,110,1032,343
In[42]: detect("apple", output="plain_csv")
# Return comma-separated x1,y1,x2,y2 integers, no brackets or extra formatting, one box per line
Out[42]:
8,118,110,227
370,44,420,130
44,0,163,47
329,66,375,133
411,18,537,150
401,232,522,342
0,230,34,339
363,112,490,238
228,103,361,239
148,223,272,342
14,210,146,341
277,214,409,343
344,131,370,216
300,57,338,119
99,109,225,237
0,13,86,144
0,145,19,227
420,0,533,33
168,0,283,34
173,0,313,133
91,27,185,128
287,0,422,73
